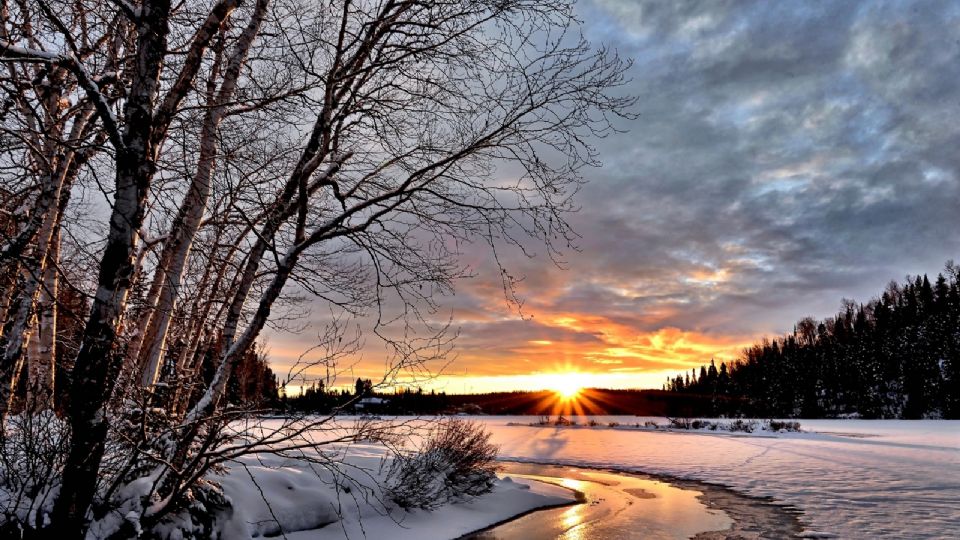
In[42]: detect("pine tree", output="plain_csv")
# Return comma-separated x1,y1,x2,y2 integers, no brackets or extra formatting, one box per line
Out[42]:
664,262,960,419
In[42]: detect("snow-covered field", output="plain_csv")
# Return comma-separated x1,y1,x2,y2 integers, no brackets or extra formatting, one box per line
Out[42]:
477,417,960,539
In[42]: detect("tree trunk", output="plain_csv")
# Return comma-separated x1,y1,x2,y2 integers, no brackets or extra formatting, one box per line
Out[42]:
27,225,59,409
49,1,173,533
139,0,269,387
0,96,92,414
0,165,70,413
0,259,19,342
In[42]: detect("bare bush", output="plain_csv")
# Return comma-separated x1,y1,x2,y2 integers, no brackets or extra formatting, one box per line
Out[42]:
0,411,69,534
386,419,499,510
728,419,757,433
767,420,802,432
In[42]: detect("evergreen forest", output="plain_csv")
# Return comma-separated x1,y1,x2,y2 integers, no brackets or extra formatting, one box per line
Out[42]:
666,263,960,419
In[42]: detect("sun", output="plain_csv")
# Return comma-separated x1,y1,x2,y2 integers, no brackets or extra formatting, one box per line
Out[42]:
545,373,583,400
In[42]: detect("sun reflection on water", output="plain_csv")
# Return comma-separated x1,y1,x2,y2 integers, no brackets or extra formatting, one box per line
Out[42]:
560,504,585,540
478,464,734,540
556,478,587,539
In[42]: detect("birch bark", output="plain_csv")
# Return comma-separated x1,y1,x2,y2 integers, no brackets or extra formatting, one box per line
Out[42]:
27,225,58,408
138,0,269,387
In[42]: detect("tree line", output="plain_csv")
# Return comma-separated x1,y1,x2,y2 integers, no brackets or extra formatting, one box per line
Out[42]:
667,262,960,419
283,379,452,415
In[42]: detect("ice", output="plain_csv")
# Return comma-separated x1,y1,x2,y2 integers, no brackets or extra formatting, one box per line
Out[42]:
474,417,960,538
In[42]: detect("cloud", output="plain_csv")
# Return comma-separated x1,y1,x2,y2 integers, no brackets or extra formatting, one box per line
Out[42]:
271,0,960,391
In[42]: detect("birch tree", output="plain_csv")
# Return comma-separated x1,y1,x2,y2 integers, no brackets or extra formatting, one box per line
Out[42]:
0,0,634,536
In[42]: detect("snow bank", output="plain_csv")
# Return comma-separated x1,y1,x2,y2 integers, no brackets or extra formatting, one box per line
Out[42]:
285,476,573,540
216,442,574,539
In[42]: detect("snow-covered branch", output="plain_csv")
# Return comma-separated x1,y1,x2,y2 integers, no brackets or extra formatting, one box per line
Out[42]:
0,41,124,151
107,0,140,21
0,40,60,61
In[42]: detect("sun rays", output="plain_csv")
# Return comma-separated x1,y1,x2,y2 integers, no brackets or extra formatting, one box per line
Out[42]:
529,373,614,416
544,372,584,400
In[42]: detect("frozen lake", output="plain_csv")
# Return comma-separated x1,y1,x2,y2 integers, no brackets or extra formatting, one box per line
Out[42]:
223,416,959,538
468,417,960,538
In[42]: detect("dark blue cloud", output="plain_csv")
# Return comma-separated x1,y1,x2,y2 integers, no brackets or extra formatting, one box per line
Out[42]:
527,0,960,336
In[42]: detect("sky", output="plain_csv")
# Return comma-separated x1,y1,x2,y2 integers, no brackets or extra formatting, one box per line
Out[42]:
268,0,960,394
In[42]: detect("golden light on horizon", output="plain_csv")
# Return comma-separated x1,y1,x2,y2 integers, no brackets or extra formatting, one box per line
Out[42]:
266,321,756,395
543,372,585,400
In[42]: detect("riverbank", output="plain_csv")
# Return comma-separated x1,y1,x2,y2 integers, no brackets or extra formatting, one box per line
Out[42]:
216,449,575,539
465,462,801,539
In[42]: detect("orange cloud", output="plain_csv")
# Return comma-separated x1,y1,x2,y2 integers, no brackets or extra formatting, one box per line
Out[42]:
265,256,762,393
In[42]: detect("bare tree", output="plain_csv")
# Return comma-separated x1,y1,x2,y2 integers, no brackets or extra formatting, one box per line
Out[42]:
0,0,634,536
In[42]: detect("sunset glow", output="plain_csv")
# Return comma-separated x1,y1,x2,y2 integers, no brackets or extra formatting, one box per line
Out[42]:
546,373,584,400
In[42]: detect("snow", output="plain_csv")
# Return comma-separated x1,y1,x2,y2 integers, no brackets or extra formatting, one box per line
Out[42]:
473,416,960,539
216,441,574,539
280,476,572,540
0,40,61,61
212,417,958,539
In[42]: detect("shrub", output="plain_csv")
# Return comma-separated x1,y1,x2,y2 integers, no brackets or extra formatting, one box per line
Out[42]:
767,420,802,432
0,411,69,535
607,422,620,428
386,419,499,510
728,419,757,433
587,419,600,427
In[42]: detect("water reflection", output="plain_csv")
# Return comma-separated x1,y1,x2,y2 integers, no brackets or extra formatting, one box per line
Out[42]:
466,463,731,540
559,505,583,540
